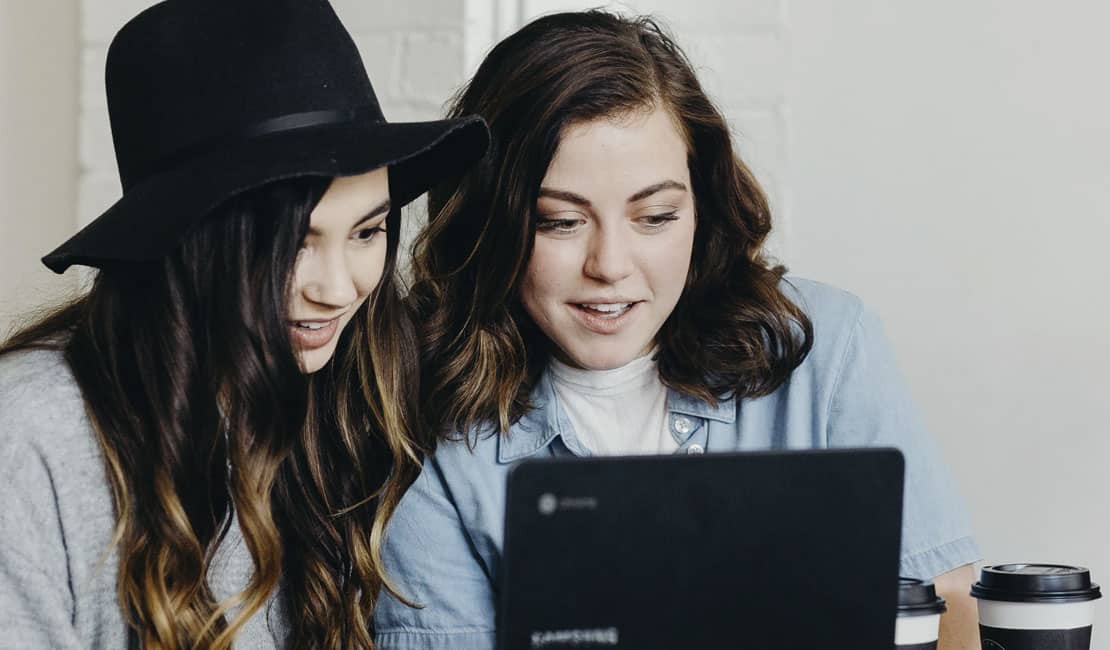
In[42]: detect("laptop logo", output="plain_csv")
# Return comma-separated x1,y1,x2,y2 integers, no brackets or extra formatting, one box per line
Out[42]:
537,493,599,516
538,493,558,516
531,627,619,648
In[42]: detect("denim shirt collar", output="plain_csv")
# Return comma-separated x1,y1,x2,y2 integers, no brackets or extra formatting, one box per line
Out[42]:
496,369,737,464
666,388,736,424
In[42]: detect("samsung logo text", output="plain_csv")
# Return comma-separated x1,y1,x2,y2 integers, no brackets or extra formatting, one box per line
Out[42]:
530,627,619,647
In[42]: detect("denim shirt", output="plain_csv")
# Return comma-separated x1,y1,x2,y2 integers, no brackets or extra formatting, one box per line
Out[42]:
374,278,980,650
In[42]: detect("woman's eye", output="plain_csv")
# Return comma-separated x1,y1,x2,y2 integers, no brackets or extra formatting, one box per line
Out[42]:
639,212,679,228
353,226,385,243
535,216,584,233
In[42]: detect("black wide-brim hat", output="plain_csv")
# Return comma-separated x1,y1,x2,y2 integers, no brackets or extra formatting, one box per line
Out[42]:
44,0,490,273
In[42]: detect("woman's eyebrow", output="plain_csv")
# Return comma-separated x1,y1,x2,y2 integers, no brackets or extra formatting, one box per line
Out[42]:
627,180,687,203
352,199,391,228
537,181,687,207
538,188,591,207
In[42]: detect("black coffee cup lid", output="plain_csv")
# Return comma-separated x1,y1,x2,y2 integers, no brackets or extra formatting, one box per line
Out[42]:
897,577,947,616
971,564,1102,603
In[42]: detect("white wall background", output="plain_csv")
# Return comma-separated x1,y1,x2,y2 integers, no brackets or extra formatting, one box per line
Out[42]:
3,0,1107,638
787,0,1110,612
0,0,79,335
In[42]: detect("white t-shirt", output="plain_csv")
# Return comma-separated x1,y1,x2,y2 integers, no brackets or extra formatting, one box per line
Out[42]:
548,353,677,455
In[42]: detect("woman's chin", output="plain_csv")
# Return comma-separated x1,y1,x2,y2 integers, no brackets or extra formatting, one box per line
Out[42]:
295,346,336,374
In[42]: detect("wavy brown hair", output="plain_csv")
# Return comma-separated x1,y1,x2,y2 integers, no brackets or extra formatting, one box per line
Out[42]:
1,176,425,649
412,11,814,438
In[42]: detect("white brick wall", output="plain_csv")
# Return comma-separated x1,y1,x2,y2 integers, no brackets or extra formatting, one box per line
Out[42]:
334,0,466,122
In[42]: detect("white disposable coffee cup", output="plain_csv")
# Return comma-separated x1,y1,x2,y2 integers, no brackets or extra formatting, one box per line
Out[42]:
971,564,1101,650
895,577,946,649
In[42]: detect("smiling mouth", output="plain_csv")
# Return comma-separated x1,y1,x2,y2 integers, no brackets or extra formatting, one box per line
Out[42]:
575,302,635,319
569,301,642,334
288,317,341,349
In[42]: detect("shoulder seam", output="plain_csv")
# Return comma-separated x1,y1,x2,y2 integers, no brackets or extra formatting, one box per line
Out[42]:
823,298,866,431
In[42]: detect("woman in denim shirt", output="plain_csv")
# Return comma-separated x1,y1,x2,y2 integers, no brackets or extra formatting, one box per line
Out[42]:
375,11,981,649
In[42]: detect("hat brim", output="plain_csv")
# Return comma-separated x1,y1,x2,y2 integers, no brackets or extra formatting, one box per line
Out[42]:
43,114,489,273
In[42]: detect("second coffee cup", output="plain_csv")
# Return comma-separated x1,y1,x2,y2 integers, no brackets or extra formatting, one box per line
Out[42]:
971,563,1101,650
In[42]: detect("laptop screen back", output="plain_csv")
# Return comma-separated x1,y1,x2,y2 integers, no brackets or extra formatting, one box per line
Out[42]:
499,448,904,649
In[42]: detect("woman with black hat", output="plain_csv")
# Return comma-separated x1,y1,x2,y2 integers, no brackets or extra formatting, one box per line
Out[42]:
0,0,487,648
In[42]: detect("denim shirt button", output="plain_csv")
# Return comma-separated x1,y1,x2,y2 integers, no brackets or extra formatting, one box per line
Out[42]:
673,415,693,435
686,443,705,455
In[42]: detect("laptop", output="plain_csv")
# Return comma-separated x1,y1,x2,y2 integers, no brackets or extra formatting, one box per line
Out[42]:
498,448,904,649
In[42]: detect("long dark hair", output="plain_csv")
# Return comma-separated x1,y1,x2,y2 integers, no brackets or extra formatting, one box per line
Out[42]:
0,176,424,649
411,10,814,437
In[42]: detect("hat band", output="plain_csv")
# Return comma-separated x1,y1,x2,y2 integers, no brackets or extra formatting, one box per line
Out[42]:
130,106,383,189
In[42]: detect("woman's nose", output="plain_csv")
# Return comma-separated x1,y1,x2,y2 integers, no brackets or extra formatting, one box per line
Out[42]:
299,249,359,308
582,225,635,284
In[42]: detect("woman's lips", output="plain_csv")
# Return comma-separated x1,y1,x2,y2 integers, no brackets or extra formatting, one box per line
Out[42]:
288,317,339,350
569,302,639,334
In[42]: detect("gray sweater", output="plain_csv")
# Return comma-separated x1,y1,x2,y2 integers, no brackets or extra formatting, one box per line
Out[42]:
0,349,288,648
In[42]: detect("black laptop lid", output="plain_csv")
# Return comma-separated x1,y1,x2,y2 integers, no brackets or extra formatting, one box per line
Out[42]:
499,448,904,650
